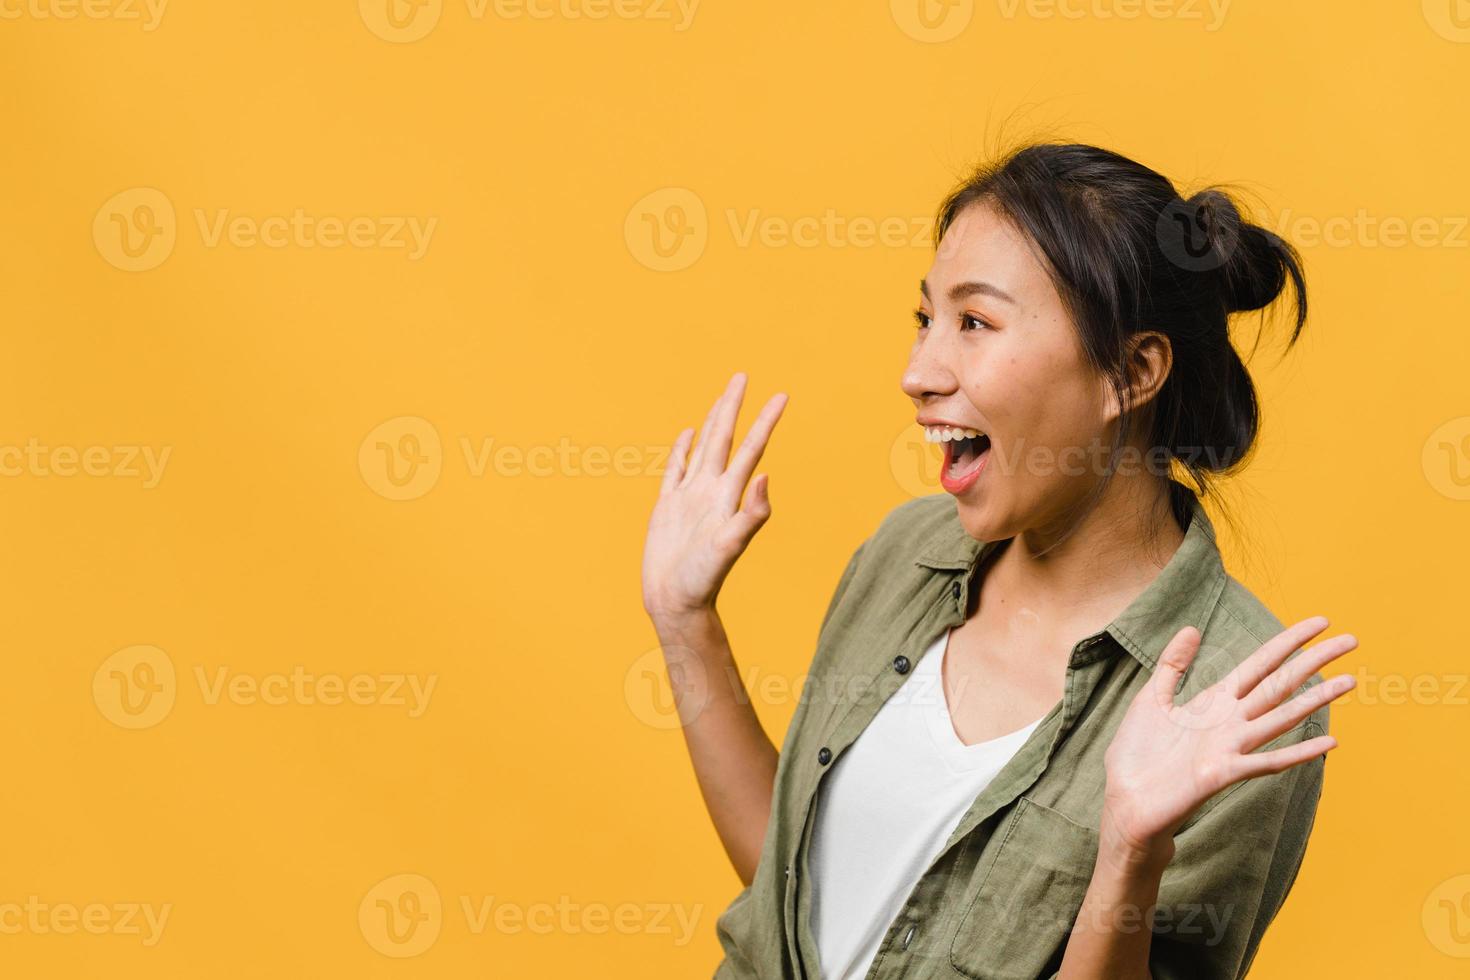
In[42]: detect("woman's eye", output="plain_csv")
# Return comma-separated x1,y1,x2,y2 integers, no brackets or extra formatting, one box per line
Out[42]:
913,310,931,330
961,313,990,331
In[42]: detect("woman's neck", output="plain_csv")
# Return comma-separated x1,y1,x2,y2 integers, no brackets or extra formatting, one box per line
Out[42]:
985,475,1188,636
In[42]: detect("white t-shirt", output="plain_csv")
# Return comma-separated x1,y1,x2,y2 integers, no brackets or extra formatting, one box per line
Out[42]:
807,627,1044,980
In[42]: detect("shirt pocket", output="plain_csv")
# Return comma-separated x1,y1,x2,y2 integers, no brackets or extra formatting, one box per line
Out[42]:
949,796,1101,980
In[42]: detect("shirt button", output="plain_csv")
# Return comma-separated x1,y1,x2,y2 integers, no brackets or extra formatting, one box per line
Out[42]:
902,924,917,949
893,655,911,675
951,581,962,600
817,747,832,765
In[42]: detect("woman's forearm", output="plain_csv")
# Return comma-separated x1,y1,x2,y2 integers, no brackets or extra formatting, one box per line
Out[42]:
651,607,779,886
1057,806,1174,980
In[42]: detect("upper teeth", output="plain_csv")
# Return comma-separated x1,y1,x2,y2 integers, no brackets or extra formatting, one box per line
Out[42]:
923,425,983,443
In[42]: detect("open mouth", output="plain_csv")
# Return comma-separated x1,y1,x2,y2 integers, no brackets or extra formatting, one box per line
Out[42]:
924,425,991,493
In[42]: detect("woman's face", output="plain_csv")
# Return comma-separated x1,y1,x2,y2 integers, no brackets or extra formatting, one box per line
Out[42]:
901,198,1115,542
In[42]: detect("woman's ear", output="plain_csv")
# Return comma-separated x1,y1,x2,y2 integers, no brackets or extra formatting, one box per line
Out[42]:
1100,331,1173,423
1121,331,1173,414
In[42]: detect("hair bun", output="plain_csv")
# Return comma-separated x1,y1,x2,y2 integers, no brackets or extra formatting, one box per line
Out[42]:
1181,188,1303,320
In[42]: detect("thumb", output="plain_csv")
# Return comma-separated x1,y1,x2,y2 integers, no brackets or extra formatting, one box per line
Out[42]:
731,473,772,535
1150,626,1202,709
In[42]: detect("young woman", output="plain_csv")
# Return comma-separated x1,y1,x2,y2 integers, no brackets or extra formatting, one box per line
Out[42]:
641,143,1355,980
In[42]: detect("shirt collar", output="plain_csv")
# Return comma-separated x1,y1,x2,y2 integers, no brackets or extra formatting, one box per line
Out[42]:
914,490,1228,671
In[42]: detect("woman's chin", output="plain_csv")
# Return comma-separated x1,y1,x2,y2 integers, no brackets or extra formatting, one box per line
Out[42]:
952,496,1000,543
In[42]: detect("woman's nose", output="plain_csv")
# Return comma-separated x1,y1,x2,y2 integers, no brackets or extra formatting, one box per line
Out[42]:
900,332,960,401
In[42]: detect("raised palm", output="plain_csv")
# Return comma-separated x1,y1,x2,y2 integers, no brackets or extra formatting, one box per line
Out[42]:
1103,616,1356,852
642,372,788,622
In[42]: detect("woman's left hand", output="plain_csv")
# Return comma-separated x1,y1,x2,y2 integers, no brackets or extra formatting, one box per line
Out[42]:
1101,616,1356,860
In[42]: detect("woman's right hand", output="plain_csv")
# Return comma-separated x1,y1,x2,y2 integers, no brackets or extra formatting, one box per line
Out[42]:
642,372,788,625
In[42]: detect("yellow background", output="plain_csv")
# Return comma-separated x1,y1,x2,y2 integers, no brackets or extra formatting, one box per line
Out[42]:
2,0,1467,976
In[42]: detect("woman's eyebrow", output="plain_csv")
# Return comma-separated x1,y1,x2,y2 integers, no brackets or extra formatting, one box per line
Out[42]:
919,278,1018,306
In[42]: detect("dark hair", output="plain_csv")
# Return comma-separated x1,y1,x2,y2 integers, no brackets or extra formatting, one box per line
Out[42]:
934,142,1307,532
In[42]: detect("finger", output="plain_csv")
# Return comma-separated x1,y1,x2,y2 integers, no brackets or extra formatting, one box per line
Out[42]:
699,371,748,476
722,392,788,507
1223,615,1330,699
683,375,738,484
727,472,772,539
1235,734,1338,780
1241,633,1357,719
1150,626,1202,710
660,427,695,495
1241,672,1355,751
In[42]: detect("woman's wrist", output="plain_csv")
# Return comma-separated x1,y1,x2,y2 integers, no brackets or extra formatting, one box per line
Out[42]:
647,600,721,641
1098,800,1176,878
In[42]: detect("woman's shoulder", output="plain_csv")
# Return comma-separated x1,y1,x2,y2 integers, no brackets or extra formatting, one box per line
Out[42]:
1210,574,1289,649
1193,573,1331,737
862,493,968,557
812,494,963,634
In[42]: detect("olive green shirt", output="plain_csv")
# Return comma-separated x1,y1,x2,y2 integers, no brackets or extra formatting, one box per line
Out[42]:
714,492,1329,980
